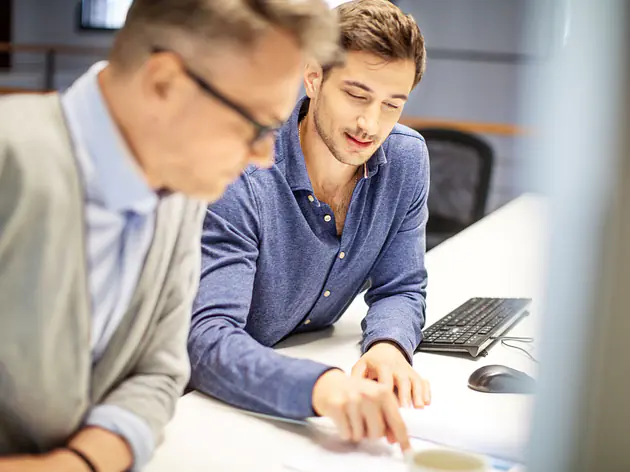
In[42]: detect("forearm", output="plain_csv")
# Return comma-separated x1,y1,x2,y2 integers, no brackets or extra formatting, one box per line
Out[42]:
0,450,85,471
363,223,427,362
189,320,333,418
361,295,425,362
362,157,429,360
0,427,130,472
84,405,154,471
68,426,133,472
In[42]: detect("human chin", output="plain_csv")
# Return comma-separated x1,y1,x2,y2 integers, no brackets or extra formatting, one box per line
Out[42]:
334,148,370,167
194,182,225,203
168,170,223,201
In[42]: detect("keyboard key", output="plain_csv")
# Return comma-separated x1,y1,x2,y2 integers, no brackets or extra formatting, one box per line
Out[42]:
466,335,485,345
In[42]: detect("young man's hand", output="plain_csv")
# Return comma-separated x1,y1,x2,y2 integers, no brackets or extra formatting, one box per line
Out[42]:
352,341,431,409
311,369,411,450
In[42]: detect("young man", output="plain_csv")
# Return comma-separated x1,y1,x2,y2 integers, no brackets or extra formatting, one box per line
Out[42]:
0,1,337,470
189,0,429,450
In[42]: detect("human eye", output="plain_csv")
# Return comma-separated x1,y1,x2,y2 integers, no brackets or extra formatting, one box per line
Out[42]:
345,90,368,101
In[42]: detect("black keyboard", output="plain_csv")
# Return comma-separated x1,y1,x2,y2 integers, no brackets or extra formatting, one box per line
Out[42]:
417,297,532,357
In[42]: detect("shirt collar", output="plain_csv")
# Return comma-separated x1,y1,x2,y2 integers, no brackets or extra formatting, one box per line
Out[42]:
281,96,388,192
62,61,157,215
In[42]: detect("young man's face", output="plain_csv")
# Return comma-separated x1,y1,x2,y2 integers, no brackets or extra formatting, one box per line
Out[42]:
309,51,416,166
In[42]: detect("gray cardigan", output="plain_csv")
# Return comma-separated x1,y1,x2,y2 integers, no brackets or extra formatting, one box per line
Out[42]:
0,94,204,456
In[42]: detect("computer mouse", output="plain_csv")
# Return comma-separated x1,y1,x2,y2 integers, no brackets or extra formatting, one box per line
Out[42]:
468,364,536,394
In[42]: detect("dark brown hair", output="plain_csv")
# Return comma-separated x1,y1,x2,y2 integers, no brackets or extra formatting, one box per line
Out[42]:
331,0,426,88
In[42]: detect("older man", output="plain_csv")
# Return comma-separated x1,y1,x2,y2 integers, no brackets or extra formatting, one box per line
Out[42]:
0,1,337,470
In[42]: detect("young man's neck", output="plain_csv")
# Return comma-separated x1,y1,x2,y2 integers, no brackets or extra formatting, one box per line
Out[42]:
299,111,360,194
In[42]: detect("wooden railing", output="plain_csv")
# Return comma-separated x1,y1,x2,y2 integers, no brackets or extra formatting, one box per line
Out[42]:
398,116,526,137
0,42,527,137
0,86,43,94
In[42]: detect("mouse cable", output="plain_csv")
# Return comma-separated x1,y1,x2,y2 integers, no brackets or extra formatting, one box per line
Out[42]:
490,336,539,363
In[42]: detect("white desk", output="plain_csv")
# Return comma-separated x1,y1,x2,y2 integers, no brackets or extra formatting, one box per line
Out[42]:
145,194,548,472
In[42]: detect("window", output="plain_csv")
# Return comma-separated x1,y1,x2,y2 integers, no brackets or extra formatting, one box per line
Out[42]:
80,0,133,30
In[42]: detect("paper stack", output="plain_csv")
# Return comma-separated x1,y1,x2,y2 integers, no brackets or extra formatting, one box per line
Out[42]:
306,393,533,463
284,437,518,472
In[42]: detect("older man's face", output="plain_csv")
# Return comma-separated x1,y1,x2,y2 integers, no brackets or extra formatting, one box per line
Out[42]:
138,28,304,202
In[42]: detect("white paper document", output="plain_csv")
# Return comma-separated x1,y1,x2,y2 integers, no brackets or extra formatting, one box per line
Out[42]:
284,437,518,472
241,392,532,470
400,394,533,463
306,394,533,463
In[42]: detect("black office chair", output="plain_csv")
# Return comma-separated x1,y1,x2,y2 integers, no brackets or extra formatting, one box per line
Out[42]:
416,128,494,250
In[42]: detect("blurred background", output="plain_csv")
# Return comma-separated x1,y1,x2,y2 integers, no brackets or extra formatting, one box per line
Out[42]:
1,1,629,470
0,0,541,249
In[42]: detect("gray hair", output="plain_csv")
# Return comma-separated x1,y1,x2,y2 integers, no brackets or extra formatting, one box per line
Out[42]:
110,0,340,71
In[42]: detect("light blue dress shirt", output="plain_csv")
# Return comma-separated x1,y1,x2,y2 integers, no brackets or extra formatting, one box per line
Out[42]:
61,62,157,470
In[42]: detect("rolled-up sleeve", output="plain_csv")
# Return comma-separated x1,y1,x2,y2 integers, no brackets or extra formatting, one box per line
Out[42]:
85,200,205,469
85,405,153,471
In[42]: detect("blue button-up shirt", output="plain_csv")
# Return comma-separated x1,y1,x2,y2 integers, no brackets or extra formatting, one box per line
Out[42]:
189,98,430,419
62,62,157,469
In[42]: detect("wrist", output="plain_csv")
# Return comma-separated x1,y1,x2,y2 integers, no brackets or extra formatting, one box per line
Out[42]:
368,340,410,361
68,426,133,472
45,449,92,472
312,368,345,416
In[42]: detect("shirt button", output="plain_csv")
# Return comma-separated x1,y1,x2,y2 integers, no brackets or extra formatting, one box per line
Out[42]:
308,195,315,203
339,252,346,259
324,215,332,222
304,319,311,325
324,290,331,297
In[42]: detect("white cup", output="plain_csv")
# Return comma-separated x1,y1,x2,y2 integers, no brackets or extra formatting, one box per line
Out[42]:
406,448,489,472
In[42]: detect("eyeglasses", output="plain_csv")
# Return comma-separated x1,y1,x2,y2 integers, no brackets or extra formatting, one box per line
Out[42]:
152,48,283,146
